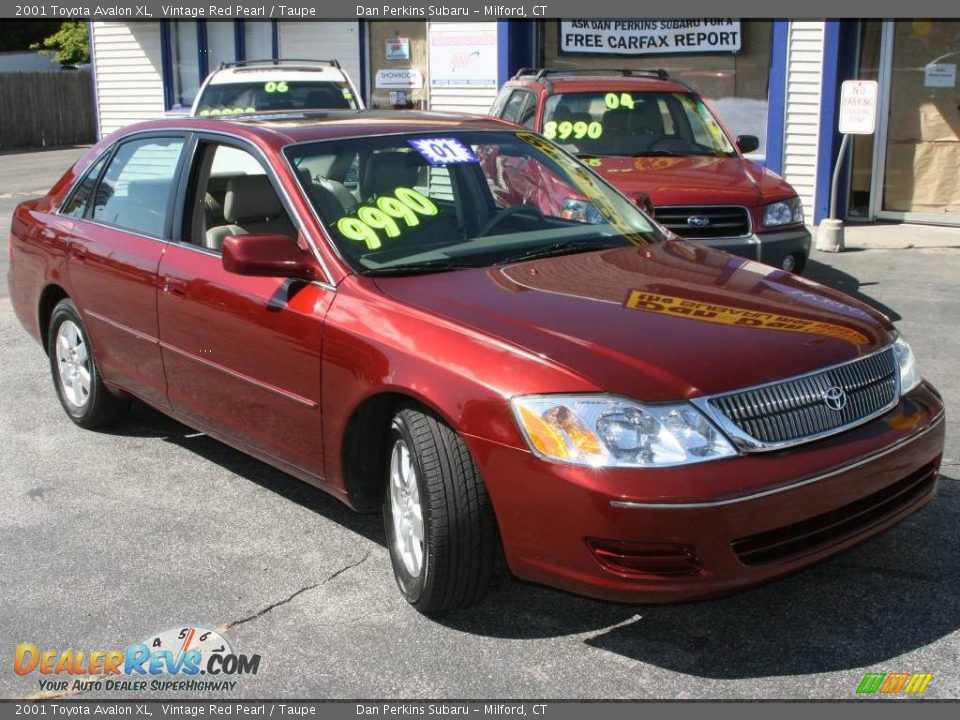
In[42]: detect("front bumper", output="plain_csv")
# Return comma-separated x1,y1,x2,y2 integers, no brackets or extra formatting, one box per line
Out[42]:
467,382,944,603
692,226,812,270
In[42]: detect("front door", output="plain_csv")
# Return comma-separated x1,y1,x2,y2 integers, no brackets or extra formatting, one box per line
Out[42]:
873,20,960,225
156,138,333,478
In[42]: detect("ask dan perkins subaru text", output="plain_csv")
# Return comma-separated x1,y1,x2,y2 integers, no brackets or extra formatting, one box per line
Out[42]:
7,109,944,615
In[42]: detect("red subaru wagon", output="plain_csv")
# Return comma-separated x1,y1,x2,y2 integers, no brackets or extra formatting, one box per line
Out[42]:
8,112,944,615
490,68,812,273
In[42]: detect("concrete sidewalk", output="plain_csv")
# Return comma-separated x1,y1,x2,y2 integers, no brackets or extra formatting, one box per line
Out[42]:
813,222,960,250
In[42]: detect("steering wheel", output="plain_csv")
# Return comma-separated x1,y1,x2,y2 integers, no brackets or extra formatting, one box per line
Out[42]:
478,204,545,237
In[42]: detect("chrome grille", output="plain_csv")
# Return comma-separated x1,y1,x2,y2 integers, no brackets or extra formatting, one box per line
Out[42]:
702,348,898,449
653,206,750,239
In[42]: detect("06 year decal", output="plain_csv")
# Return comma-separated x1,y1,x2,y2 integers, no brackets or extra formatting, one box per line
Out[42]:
543,120,603,141
336,188,439,250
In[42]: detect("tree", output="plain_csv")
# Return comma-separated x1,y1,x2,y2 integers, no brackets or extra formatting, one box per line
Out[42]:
31,22,90,65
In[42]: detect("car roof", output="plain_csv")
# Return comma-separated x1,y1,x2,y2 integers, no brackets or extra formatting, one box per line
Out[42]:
209,66,348,84
510,75,691,94
117,110,517,148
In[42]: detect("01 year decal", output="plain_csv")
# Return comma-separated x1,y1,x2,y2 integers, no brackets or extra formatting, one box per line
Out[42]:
336,188,438,250
543,120,603,141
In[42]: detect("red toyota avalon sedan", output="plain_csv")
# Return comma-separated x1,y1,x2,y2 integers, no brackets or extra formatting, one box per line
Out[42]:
8,112,944,615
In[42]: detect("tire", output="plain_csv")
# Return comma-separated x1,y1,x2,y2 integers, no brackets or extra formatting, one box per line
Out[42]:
47,299,129,429
382,407,497,615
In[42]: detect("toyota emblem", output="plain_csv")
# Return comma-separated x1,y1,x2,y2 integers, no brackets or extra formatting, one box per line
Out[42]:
823,386,847,411
687,215,711,228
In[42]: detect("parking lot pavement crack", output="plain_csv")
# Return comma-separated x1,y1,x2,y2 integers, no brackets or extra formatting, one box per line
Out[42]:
224,551,372,630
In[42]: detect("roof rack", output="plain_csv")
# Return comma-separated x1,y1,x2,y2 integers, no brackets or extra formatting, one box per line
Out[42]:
218,58,342,70
511,67,670,81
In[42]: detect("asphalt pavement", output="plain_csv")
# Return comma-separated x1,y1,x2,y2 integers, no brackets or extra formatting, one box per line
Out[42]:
1,146,958,700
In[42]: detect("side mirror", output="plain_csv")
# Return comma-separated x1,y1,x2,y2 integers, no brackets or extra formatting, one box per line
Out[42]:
221,233,320,281
736,135,760,155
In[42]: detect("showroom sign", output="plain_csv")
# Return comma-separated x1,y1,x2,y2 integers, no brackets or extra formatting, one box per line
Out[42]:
375,69,424,89
560,19,742,55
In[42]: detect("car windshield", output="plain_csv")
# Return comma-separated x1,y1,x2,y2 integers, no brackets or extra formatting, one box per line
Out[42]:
285,130,662,274
195,80,359,116
542,91,737,158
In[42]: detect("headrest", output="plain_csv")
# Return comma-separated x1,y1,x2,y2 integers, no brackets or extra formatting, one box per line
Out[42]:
362,152,425,199
224,175,282,223
602,108,633,131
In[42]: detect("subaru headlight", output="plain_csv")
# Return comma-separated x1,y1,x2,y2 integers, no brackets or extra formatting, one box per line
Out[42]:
893,335,922,394
511,395,736,468
762,196,804,227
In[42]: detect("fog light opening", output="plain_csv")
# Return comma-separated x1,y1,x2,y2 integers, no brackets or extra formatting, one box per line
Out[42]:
586,538,702,578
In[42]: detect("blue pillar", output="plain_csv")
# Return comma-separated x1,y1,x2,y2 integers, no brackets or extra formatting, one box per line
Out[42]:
763,21,789,175
498,21,536,86
813,20,844,224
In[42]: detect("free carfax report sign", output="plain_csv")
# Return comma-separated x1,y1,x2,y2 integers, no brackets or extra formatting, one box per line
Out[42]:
560,19,742,55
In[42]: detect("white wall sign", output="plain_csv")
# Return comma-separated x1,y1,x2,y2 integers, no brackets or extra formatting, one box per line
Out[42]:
838,80,878,135
559,19,741,56
385,37,410,61
429,28,497,88
924,63,957,88
375,69,423,90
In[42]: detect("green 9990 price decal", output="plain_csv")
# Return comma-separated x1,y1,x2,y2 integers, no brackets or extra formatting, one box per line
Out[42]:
336,188,438,250
543,120,603,141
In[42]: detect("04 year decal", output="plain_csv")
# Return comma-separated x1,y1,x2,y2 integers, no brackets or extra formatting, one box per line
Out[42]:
336,188,439,250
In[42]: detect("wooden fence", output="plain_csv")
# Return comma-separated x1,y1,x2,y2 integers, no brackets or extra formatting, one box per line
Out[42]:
0,71,96,150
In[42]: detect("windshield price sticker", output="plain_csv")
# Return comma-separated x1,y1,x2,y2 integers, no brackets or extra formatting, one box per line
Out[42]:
199,107,256,116
604,93,636,110
408,138,478,166
336,188,439,250
543,120,603,141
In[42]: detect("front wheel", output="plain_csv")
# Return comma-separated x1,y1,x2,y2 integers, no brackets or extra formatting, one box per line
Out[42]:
382,407,498,615
47,299,129,429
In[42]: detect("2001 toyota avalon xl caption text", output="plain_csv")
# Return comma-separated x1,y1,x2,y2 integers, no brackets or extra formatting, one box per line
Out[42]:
7,111,945,615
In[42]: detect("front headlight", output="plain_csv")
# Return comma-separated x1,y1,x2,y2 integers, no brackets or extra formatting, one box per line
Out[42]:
511,395,736,468
762,196,804,227
893,335,922,394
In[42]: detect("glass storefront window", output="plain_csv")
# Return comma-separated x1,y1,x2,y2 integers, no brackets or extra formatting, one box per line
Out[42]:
245,22,273,60
206,21,237,70
882,20,960,216
170,21,200,107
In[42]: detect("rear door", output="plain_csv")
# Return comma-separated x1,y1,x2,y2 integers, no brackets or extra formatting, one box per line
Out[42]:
156,135,333,478
65,134,187,408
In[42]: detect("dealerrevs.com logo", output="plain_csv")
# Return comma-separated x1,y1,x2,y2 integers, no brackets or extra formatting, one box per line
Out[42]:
14,626,260,693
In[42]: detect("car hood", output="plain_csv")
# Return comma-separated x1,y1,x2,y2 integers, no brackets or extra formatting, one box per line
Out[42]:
373,242,895,402
585,155,795,207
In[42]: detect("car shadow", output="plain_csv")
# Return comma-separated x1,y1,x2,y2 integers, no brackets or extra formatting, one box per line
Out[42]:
442,476,960,679
804,255,903,322
107,402,388,547
104,373,958,680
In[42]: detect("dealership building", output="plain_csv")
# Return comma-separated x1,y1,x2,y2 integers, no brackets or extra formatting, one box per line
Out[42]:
89,19,959,227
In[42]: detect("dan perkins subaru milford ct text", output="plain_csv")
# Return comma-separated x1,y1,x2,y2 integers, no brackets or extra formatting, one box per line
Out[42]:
355,5,547,17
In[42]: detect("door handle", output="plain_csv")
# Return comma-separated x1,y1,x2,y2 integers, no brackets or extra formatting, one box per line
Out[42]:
163,278,188,297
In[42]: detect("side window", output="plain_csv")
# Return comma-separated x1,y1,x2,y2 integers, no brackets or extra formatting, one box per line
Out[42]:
501,91,531,124
188,142,297,253
61,155,108,219
91,137,184,237
489,88,514,117
516,92,538,129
